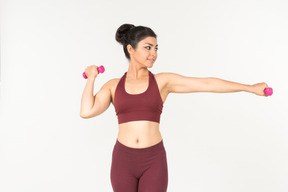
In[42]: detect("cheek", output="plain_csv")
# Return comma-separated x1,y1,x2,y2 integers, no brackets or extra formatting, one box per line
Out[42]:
140,51,149,59
134,49,149,60
134,52,146,62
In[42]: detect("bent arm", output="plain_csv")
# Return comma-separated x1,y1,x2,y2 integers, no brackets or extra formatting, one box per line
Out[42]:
165,73,252,94
80,79,112,119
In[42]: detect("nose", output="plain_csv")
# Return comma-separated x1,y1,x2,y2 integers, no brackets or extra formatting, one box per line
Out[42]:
150,49,157,57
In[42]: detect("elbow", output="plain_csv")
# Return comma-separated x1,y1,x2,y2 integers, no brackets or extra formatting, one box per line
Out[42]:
80,107,92,119
80,111,99,119
80,113,88,119
80,112,92,119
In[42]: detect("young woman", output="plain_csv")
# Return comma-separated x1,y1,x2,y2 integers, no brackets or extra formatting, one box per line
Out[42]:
80,24,269,192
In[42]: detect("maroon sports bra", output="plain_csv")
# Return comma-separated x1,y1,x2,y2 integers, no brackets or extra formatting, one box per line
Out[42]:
114,71,163,124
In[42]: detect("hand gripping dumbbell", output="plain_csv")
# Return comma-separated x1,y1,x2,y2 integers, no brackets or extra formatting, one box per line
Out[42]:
264,87,273,96
83,65,105,79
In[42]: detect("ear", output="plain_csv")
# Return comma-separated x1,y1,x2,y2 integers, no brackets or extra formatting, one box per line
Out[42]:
127,44,135,55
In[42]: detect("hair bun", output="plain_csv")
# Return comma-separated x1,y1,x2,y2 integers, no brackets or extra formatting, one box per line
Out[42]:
115,24,135,45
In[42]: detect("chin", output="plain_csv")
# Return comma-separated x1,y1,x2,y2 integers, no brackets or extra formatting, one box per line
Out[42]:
147,64,154,68
145,62,154,68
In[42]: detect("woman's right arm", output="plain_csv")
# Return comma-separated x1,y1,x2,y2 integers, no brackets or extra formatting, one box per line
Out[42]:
80,77,112,119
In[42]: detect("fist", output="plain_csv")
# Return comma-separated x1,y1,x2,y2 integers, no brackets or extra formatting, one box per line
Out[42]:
84,65,99,79
251,82,269,96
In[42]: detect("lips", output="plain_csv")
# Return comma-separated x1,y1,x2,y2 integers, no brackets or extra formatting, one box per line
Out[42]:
148,58,155,62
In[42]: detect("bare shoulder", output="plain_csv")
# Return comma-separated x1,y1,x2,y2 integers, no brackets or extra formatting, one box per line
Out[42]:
102,78,120,91
154,72,179,84
104,78,120,86
154,72,199,82
154,72,177,78
153,72,178,93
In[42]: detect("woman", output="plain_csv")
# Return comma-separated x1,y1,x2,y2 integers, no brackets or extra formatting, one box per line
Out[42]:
80,24,268,192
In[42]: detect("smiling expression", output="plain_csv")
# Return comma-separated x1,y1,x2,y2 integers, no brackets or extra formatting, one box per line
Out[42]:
128,36,158,68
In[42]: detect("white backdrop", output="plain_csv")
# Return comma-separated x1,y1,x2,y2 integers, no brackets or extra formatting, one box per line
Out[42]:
1,0,288,191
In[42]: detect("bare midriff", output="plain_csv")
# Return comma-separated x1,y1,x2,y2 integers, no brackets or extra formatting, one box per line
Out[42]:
117,121,163,148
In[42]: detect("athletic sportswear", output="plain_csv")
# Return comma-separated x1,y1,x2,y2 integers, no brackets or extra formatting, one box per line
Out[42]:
114,71,163,124
110,139,168,192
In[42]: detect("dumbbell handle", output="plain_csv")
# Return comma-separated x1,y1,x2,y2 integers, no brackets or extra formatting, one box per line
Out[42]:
264,87,273,96
83,65,105,79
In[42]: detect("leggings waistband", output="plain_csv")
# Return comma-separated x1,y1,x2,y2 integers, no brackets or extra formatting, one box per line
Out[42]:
114,139,165,155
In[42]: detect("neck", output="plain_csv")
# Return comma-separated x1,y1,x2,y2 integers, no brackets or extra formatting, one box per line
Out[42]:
127,60,149,80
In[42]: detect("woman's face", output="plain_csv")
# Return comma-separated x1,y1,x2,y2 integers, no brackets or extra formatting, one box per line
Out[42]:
129,36,158,68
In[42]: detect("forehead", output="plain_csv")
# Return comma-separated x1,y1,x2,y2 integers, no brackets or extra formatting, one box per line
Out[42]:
139,36,158,45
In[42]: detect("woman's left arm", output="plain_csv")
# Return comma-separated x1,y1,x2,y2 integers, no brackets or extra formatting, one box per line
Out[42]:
163,73,268,96
205,77,268,96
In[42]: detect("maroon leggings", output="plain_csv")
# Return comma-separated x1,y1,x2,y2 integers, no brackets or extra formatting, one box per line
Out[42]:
110,139,168,192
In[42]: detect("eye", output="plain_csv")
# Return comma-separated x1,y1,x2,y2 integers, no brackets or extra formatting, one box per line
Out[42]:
145,46,151,50
145,46,158,51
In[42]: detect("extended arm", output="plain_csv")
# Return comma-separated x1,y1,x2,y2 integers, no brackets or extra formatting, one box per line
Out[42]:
205,77,252,93
164,73,268,96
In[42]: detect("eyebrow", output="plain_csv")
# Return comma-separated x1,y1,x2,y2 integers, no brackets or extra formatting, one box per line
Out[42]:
145,43,158,47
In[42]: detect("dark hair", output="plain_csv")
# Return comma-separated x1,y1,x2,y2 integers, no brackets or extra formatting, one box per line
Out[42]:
115,24,157,60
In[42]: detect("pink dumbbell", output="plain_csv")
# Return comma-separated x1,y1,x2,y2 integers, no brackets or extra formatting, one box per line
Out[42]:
264,87,273,96
83,65,105,79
